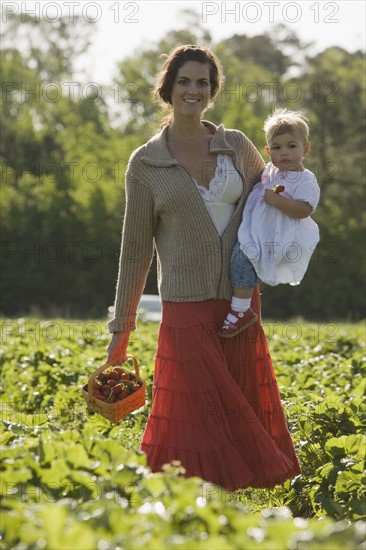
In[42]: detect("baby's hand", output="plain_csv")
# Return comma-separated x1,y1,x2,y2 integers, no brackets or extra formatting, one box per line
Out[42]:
263,188,281,207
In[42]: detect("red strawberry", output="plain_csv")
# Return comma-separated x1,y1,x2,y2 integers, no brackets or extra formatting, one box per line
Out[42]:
111,384,123,395
108,371,120,381
112,367,125,375
274,184,285,193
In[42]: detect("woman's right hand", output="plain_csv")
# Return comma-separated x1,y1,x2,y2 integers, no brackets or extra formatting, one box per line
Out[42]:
106,331,130,365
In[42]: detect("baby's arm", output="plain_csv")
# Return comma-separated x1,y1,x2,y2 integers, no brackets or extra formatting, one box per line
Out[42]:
263,189,312,219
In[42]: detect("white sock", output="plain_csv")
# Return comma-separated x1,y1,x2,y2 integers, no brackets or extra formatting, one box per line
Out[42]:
227,297,251,323
231,297,251,312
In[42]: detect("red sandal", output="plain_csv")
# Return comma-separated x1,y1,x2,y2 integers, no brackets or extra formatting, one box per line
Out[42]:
218,308,258,338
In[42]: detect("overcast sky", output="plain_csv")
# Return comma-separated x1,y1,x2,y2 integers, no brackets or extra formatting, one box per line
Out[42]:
2,1,365,82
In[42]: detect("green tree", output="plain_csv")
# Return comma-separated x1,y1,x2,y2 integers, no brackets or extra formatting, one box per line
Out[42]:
0,15,137,316
261,47,366,320
1,14,365,320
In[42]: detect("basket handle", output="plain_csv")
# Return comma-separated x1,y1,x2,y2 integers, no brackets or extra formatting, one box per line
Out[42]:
87,354,140,398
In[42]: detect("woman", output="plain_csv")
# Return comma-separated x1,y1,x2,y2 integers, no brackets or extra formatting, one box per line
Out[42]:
107,44,301,491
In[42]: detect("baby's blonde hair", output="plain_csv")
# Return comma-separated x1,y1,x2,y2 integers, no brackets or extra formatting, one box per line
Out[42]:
264,108,310,144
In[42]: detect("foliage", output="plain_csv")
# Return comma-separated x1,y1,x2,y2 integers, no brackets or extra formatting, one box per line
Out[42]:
265,323,366,520
1,15,365,320
0,318,365,549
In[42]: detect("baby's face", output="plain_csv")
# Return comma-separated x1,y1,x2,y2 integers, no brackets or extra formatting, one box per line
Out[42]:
265,132,310,171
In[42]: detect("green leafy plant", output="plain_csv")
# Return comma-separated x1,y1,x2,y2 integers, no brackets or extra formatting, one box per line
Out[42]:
1,318,365,549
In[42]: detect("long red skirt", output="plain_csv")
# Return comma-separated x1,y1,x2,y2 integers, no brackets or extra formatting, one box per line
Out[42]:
140,287,301,491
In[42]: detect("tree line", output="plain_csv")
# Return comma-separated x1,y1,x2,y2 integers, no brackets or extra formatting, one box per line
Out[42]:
1,14,365,321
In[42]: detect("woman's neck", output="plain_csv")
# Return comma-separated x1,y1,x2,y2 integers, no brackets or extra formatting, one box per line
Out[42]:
167,116,210,141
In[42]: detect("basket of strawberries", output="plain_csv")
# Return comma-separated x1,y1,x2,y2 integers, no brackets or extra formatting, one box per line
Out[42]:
82,355,146,422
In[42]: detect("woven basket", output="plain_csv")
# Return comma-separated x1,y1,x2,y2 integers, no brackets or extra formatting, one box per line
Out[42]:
82,354,146,422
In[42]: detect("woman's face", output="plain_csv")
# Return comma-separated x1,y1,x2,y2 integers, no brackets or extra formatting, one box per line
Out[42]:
170,61,212,118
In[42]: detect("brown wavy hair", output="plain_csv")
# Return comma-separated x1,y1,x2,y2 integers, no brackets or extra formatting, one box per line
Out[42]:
153,44,224,126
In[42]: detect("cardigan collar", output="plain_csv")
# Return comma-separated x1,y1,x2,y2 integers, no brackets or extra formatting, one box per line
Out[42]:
140,120,237,167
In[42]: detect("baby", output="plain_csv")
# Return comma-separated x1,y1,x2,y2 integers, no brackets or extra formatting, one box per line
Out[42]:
219,108,320,337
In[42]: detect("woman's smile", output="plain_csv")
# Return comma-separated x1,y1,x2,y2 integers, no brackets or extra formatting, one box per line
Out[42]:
170,61,211,116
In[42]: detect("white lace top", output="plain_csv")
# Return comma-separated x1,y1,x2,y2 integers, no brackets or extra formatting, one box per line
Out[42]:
192,154,243,236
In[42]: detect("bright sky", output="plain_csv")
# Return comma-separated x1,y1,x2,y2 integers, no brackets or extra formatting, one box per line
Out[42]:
2,1,365,82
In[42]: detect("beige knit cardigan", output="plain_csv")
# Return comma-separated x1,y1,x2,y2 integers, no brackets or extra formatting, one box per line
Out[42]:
108,120,264,333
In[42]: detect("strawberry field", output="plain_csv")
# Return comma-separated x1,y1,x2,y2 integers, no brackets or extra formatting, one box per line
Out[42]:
1,317,365,549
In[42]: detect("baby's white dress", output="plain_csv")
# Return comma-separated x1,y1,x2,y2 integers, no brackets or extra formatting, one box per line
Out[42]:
237,163,320,286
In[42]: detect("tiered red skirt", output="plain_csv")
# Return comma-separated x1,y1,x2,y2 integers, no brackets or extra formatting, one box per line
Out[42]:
140,287,301,491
